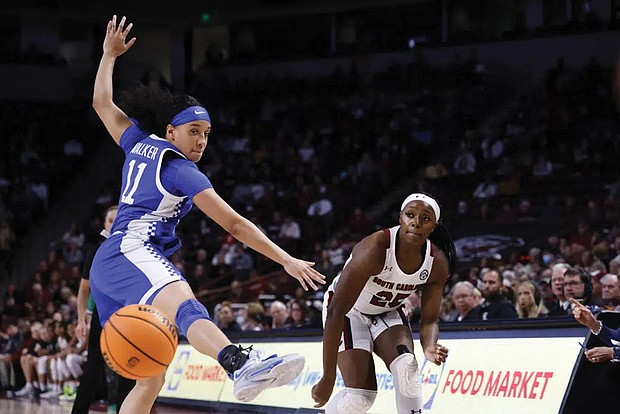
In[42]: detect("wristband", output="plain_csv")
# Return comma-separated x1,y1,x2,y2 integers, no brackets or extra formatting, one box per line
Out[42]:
87,294,95,312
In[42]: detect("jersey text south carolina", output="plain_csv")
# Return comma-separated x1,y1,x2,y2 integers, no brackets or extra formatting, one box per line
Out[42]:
130,142,159,160
372,277,418,292
330,225,435,315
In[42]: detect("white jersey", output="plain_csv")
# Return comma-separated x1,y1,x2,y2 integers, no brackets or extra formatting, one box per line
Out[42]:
330,226,435,315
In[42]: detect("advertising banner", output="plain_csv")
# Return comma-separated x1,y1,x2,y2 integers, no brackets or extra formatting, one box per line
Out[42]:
159,335,583,413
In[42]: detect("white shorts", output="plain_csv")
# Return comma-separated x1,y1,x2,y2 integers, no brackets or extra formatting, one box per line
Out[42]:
322,290,409,354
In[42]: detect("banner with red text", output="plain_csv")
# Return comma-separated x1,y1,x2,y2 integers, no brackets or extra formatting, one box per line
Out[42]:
159,335,583,413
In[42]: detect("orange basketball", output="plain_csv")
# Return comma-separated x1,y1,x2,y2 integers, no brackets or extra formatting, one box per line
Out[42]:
100,304,178,380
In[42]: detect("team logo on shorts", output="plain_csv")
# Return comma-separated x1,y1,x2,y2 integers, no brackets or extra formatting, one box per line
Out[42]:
420,270,429,280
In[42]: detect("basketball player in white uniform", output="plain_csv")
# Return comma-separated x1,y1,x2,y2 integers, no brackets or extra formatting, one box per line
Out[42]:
312,193,456,413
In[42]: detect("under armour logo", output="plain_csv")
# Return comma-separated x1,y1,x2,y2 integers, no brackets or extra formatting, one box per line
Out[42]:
384,266,393,271
411,410,422,414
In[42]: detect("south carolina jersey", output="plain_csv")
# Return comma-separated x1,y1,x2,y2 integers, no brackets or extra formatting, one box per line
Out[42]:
111,122,212,257
329,226,435,315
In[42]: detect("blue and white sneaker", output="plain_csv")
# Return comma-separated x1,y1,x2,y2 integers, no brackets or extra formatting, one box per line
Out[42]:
233,349,305,402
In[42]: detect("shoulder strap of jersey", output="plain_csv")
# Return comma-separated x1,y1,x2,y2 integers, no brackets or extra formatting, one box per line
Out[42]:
383,228,391,248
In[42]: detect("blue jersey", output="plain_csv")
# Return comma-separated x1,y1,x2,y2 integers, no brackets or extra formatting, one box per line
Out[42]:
90,122,212,325
112,122,212,257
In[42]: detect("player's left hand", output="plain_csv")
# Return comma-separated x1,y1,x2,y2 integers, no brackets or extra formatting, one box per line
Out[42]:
311,376,335,408
283,257,326,291
424,343,448,366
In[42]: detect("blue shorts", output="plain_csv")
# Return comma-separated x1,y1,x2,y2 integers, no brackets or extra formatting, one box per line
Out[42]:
90,232,184,325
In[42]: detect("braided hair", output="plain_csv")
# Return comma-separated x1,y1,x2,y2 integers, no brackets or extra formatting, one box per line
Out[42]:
119,84,203,137
430,220,457,275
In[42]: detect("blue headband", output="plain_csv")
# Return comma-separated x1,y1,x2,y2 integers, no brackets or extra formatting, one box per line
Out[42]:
170,106,211,126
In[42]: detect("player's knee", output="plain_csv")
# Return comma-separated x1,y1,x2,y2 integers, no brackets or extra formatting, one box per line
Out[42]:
390,350,421,399
135,371,165,396
175,299,212,337
327,388,377,414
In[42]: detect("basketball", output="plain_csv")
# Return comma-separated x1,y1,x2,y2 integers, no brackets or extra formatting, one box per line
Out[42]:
100,304,178,380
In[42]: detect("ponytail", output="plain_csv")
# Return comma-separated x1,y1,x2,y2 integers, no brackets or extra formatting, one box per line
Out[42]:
429,221,457,275
119,84,203,137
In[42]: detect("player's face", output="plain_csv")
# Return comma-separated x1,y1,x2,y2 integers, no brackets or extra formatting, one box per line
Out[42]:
399,200,437,242
167,120,211,162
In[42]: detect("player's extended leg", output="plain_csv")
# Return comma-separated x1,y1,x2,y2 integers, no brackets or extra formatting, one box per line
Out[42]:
324,349,378,414
153,281,305,402
375,325,422,414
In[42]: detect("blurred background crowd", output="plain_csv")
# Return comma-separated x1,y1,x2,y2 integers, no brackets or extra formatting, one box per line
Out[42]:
1,0,620,408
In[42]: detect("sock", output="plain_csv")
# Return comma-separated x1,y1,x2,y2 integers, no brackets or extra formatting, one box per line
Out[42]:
217,345,249,377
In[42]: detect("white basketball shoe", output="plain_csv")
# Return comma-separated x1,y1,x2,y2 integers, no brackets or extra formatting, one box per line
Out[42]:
233,349,305,402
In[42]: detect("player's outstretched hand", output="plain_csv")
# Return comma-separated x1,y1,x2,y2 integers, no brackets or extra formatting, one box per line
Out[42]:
569,297,598,330
103,15,136,58
283,257,326,291
424,343,449,366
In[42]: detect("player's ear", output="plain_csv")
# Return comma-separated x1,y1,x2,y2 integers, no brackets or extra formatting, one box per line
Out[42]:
166,124,175,140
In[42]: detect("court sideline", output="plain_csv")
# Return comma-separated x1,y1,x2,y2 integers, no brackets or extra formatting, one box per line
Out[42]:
0,398,228,414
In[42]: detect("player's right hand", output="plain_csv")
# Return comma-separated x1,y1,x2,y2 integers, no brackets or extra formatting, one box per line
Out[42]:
103,15,136,58
311,376,335,408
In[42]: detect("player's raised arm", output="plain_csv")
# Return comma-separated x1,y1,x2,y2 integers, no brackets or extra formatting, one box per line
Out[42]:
92,15,136,145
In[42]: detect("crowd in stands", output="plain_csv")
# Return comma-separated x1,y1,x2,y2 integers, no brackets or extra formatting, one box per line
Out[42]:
0,98,98,285
1,51,619,410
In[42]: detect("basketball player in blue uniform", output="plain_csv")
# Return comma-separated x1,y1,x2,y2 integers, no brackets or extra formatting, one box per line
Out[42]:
312,193,456,413
90,16,325,414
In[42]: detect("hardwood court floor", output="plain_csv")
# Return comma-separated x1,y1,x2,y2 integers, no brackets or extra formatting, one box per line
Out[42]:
0,398,227,414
